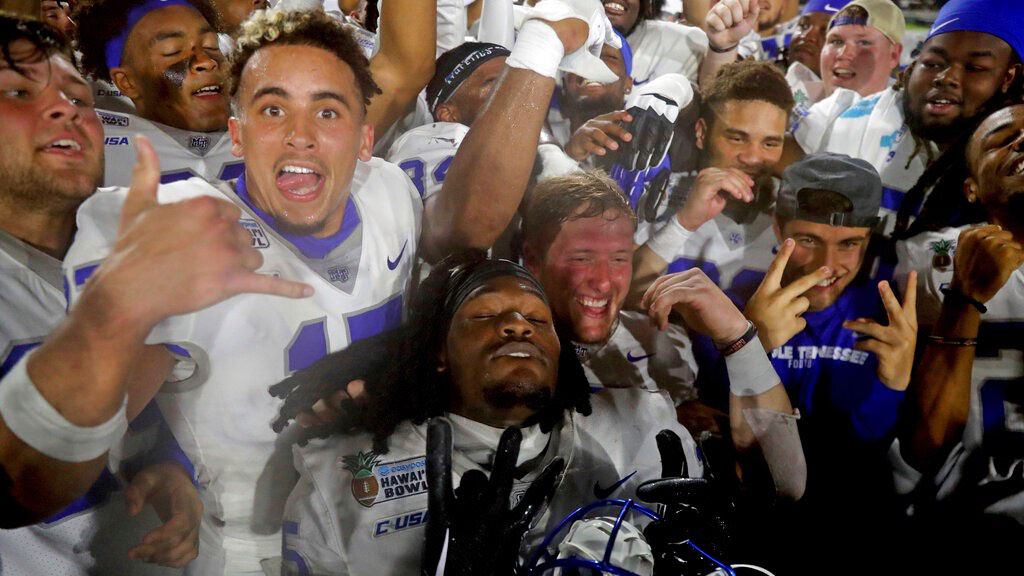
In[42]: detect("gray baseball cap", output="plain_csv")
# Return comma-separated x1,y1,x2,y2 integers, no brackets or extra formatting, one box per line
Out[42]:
777,153,882,228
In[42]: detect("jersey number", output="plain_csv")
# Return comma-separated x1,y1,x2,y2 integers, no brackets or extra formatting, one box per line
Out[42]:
285,296,404,374
398,156,453,198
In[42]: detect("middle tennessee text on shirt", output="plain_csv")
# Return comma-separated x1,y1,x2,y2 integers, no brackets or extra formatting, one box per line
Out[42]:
769,281,905,444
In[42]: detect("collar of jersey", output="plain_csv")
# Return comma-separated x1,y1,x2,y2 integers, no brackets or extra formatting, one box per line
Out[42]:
234,172,360,260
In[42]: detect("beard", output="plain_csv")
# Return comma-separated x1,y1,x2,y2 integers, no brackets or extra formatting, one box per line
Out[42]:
903,90,988,146
0,152,100,214
482,377,554,413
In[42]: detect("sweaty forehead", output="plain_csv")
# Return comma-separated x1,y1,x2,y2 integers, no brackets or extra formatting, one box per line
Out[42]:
969,105,1024,159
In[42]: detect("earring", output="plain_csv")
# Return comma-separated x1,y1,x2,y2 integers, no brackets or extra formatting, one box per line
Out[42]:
967,193,978,203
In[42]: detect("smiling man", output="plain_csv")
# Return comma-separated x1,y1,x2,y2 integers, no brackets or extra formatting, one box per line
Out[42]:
75,0,241,186
743,153,918,572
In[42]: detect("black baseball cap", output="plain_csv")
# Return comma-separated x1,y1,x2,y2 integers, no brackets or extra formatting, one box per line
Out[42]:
777,153,882,228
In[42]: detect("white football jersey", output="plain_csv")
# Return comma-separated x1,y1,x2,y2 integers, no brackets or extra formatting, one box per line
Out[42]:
792,87,933,236
64,160,421,574
97,109,242,188
896,226,1024,523
90,79,136,114
282,388,700,576
577,310,698,405
627,19,708,86
638,211,779,310
386,121,469,201
0,230,181,576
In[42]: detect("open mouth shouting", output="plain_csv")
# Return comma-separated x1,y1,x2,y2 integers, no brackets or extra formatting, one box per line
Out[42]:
275,162,324,202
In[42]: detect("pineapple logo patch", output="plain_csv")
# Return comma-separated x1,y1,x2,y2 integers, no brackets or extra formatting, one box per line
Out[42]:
929,239,955,271
341,451,427,508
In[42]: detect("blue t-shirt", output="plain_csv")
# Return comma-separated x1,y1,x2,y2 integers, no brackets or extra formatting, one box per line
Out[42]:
770,281,905,445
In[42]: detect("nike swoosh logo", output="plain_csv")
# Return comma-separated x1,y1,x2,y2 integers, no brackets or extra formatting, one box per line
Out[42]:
626,351,655,363
824,3,840,11
930,17,960,35
593,471,637,499
387,240,408,271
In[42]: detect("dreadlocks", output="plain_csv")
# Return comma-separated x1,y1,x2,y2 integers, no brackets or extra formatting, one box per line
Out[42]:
892,57,1024,240
272,252,592,453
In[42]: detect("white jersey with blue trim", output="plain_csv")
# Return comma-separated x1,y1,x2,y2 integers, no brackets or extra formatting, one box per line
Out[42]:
792,87,932,236
577,310,698,405
896,226,1024,522
639,210,780,310
63,159,421,575
97,109,243,188
385,121,468,201
627,19,708,86
281,388,700,576
0,231,180,576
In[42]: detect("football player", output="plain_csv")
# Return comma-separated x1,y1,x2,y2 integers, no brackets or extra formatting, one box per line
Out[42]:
0,7,202,573
279,255,703,575
896,103,1024,569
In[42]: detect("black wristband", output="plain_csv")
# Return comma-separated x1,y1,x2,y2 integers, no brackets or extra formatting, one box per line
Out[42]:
940,286,988,314
718,321,758,356
709,42,739,54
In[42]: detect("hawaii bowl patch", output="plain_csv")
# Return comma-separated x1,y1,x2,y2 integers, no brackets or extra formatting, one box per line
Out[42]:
341,451,427,508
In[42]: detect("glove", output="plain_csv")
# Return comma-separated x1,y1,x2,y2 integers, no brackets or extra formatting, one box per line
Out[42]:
636,430,735,571
618,74,693,172
421,418,566,576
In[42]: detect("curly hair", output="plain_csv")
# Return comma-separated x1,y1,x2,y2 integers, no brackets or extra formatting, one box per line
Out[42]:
0,15,69,76
229,7,381,115
272,252,593,453
701,60,795,129
74,0,218,82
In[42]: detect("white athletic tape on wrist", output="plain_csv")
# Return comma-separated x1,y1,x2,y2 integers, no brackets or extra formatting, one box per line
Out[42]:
646,216,693,263
725,336,780,397
0,353,127,463
506,20,565,79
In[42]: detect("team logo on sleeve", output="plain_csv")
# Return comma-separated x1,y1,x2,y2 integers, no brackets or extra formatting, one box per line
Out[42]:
341,451,427,508
239,219,270,249
928,239,954,271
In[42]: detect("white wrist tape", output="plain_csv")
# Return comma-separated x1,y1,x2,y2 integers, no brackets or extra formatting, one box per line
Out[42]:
0,353,127,462
725,336,780,397
506,20,565,79
645,216,692,263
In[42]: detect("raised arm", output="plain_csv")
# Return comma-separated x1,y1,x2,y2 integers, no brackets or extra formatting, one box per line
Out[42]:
698,0,757,90
642,268,805,499
0,138,311,526
901,225,1024,471
420,0,600,261
367,0,438,136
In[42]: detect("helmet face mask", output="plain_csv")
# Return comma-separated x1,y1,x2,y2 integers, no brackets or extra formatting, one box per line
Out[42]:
521,498,743,576
522,498,659,576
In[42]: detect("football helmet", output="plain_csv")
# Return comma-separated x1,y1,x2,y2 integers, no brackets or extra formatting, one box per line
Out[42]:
520,498,737,576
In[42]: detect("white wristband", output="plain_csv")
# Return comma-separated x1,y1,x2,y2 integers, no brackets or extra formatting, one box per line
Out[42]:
0,352,127,462
506,20,564,79
725,336,780,397
645,216,693,263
